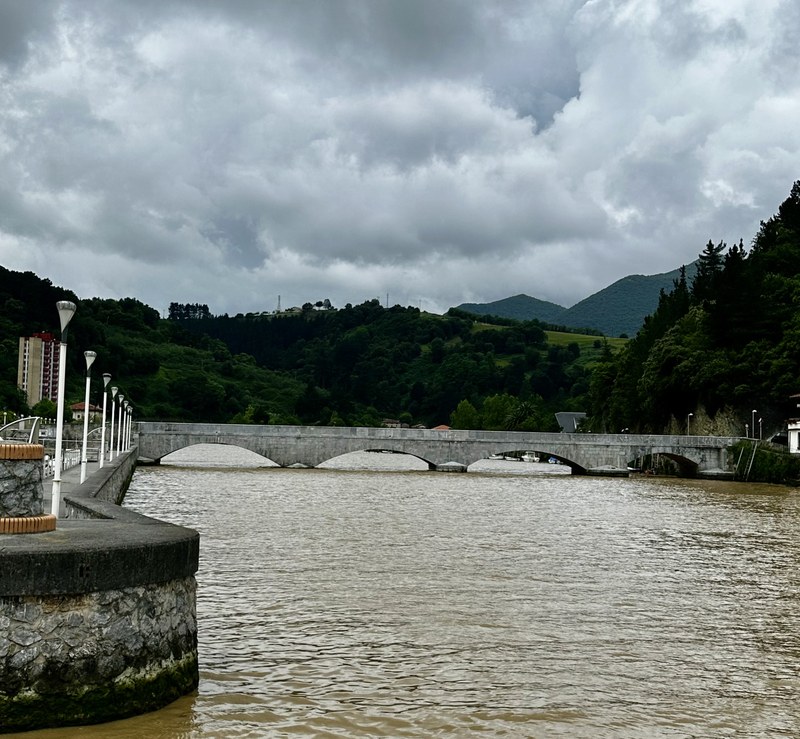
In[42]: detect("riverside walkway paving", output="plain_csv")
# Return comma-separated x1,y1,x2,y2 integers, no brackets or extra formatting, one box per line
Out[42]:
42,459,103,516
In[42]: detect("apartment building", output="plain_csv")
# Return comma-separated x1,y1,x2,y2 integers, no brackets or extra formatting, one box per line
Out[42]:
17,333,61,407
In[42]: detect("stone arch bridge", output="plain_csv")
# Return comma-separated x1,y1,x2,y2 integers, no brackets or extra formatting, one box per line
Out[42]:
136,423,739,477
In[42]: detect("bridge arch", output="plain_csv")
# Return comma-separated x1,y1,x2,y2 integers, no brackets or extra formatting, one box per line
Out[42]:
319,449,434,471
360,448,435,469
533,451,586,474
157,442,280,467
646,449,700,477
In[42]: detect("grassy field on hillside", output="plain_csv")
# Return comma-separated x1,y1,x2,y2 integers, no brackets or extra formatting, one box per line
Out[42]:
545,330,627,351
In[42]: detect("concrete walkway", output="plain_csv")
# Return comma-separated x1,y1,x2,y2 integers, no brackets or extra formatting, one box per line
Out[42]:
42,459,104,516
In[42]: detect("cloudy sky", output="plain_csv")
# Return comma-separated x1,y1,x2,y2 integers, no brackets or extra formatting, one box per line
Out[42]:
1,0,798,316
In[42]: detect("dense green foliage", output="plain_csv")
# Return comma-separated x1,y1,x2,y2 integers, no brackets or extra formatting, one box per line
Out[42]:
177,301,608,428
586,181,800,439
0,269,79,413
0,270,302,424
1,269,614,428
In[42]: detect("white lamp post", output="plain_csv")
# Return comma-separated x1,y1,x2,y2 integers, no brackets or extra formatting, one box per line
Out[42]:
687,412,693,436
123,401,130,450
116,395,124,456
759,417,763,440
752,409,757,439
79,350,97,483
51,300,77,517
109,386,118,460
127,406,133,449
99,373,111,469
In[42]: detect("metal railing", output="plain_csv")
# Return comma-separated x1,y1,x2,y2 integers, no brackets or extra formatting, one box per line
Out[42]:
1,416,108,478
0,416,42,444
42,447,82,478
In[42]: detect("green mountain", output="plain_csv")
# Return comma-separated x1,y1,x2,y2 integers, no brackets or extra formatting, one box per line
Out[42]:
455,264,697,337
0,267,303,424
456,294,566,324
560,265,697,337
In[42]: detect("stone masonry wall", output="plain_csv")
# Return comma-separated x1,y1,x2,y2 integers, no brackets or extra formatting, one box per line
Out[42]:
0,445,44,517
1,445,200,733
0,577,198,732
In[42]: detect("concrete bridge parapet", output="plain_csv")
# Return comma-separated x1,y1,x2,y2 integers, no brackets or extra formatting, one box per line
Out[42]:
136,422,740,477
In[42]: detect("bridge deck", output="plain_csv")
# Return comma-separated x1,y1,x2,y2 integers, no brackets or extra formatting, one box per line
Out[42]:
136,423,740,477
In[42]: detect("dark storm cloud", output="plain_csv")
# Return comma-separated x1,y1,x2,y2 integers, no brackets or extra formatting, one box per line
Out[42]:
0,0,59,67
0,0,797,315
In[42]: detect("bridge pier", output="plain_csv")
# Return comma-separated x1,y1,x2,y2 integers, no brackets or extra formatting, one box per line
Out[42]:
585,466,630,477
435,462,467,472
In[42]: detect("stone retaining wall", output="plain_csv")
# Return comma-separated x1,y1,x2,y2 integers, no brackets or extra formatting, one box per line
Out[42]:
0,445,200,733
0,579,197,732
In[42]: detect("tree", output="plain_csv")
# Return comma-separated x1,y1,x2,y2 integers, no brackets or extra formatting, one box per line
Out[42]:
31,398,57,420
691,240,726,302
168,302,211,320
481,393,516,430
505,398,541,431
450,399,480,429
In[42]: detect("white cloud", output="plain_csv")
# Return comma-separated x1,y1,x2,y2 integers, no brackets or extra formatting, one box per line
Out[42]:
0,0,797,317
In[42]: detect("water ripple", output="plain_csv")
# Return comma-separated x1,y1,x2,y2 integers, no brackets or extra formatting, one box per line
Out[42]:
106,449,800,737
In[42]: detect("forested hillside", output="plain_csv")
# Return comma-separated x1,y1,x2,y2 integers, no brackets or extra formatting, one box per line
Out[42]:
558,265,697,337
456,294,567,325
1,268,615,429
0,269,80,411
455,265,696,337
0,270,302,424
176,303,613,428
587,181,800,438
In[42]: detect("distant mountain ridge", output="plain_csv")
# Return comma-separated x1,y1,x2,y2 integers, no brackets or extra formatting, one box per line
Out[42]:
455,263,695,337
457,294,566,325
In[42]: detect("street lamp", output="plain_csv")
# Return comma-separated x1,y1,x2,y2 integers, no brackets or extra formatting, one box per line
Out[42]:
116,395,124,457
79,350,97,483
123,400,130,450
51,300,77,517
752,409,757,439
687,412,693,436
109,386,118,460
759,417,763,440
127,406,133,449
99,373,111,469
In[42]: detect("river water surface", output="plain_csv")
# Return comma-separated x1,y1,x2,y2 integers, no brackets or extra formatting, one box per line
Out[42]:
19,446,800,738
